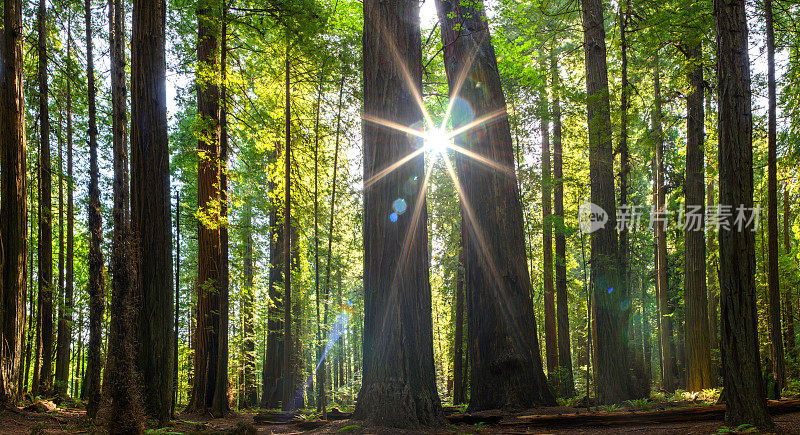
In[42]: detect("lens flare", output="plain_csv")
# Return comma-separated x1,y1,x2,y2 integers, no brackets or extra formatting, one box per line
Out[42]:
425,129,451,155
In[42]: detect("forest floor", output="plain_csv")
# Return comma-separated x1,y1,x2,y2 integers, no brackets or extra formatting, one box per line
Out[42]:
3,401,800,434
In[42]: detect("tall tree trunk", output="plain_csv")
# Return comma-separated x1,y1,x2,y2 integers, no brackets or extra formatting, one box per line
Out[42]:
551,50,574,398
85,0,106,418
580,0,632,403
783,186,797,366
653,55,676,393
212,8,230,415
192,0,222,415
318,72,345,418
77,308,84,399
715,0,773,427
452,250,465,405
54,107,65,397
281,44,294,412
685,43,712,391
261,147,283,409
37,0,54,396
107,0,143,430
708,180,720,383
242,204,257,407
0,0,28,404
642,276,652,385
617,0,631,346
435,0,555,410
131,0,174,423
355,0,443,426
173,192,180,414
312,58,324,414
540,57,557,386
24,190,35,395
57,22,76,399
764,0,785,393
33,145,42,398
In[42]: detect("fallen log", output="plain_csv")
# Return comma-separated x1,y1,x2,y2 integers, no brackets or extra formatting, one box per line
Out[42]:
501,399,800,428
446,409,507,424
252,411,295,424
327,408,352,420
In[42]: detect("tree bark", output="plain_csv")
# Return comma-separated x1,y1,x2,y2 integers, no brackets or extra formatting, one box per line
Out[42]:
714,0,773,427
435,0,555,410
783,186,797,365
540,56,557,386
173,192,180,414
0,0,28,405
281,43,294,412
684,43,712,391
312,58,324,414
131,0,174,422
617,0,631,345
242,204,257,407
551,50,574,398
191,0,222,415
36,0,54,397
453,250,465,405
85,0,106,417
319,72,346,417
580,0,633,403
212,8,230,415
54,107,65,397
261,146,283,409
55,22,75,399
653,55,676,393
355,0,443,427
107,0,143,430
708,180,720,383
764,0,785,393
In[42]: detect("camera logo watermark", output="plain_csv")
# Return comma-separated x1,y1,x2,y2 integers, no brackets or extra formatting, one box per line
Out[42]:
578,202,761,234
578,202,608,234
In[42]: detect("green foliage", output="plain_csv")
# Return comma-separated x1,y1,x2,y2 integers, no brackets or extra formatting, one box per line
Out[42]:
623,398,652,410
716,424,758,434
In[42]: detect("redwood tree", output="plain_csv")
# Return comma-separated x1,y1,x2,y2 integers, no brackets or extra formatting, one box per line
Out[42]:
551,50,574,397
764,0,785,393
355,0,443,426
435,0,555,410
715,0,773,427
0,0,28,405
580,0,634,403
684,41,712,391
85,0,106,418
192,0,224,415
540,58,557,385
131,0,174,423
36,0,54,396
653,55,676,393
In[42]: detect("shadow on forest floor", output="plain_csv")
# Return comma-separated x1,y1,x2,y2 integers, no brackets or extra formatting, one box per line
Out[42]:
3,399,800,434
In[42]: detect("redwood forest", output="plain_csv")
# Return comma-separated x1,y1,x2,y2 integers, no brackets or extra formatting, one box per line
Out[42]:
1,0,800,433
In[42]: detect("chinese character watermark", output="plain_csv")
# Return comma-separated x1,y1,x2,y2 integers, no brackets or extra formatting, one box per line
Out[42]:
578,202,761,234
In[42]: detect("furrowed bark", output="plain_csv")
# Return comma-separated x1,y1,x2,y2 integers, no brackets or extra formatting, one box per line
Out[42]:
355,0,443,426
551,49,574,398
131,0,174,422
580,0,633,403
85,0,106,417
37,0,54,396
714,0,773,427
0,0,28,405
684,43,712,391
435,0,555,410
